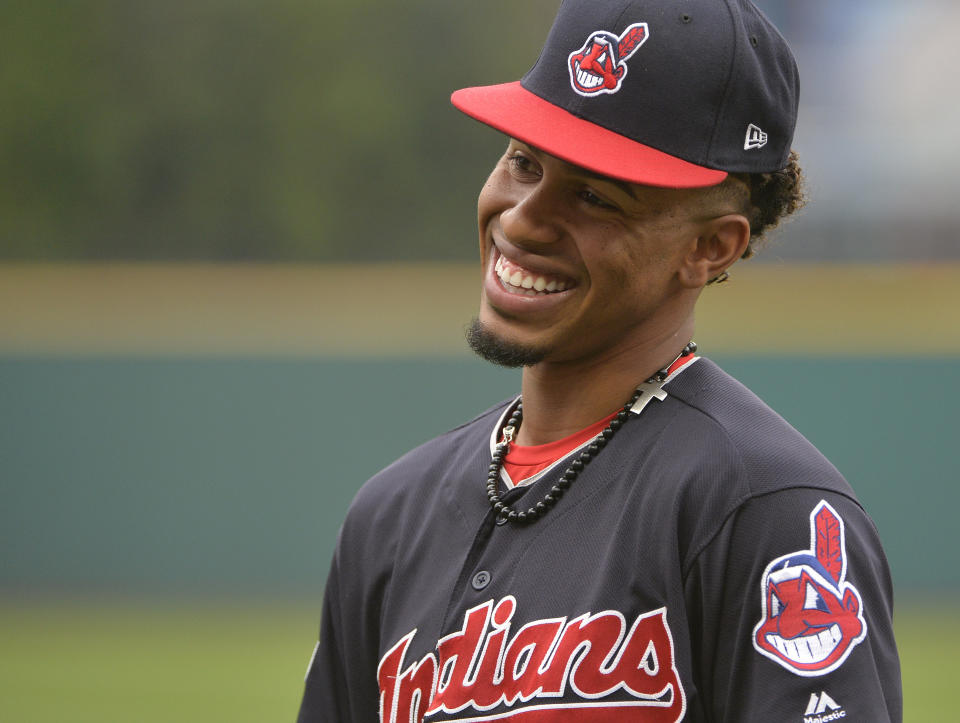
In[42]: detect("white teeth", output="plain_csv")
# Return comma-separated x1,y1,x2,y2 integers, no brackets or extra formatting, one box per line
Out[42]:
576,65,602,88
764,624,841,664
495,255,571,295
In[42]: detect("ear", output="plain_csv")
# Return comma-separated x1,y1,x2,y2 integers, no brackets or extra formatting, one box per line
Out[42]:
677,214,751,289
843,588,861,614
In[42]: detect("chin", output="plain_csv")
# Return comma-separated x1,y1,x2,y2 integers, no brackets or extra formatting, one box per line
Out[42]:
465,318,548,369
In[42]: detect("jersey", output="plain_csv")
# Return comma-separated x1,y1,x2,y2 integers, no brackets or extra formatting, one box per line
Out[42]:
297,358,902,722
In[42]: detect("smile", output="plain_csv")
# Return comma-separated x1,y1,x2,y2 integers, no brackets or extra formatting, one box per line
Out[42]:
574,62,604,89
495,256,572,296
764,623,842,665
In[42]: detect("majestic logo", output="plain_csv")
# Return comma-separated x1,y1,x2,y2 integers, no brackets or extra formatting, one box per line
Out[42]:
753,500,867,676
804,690,846,722
378,596,686,722
568,23,649,96
744,123,768,150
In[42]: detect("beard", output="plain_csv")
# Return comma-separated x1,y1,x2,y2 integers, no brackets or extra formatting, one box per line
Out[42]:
465,318,547,368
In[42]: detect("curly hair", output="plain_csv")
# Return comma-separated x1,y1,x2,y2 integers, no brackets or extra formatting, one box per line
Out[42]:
738,149,807,259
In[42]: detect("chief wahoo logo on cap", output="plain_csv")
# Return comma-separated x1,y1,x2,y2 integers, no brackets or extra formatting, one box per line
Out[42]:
568,23,648,96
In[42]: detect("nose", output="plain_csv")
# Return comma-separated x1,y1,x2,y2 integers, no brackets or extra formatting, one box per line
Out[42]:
498,183,564,249
775,607,813,639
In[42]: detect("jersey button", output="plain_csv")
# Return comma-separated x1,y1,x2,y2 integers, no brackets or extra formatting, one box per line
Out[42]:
471,570,491,591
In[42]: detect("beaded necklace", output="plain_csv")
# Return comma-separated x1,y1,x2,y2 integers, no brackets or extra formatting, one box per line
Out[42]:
486,341,697,525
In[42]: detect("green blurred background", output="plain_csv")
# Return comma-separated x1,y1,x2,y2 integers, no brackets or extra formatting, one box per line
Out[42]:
2,1,958,720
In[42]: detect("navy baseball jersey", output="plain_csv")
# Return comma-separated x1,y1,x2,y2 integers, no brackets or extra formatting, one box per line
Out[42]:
298,358,902,721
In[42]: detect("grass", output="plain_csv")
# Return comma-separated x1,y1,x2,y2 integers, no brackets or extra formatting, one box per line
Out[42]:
896,600,959,722
0,600,319,723
0,598,954,721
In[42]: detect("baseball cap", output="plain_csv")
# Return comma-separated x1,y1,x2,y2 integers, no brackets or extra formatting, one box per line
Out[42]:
451,0,799,188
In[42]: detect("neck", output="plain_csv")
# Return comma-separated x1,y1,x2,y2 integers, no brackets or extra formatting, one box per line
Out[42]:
515,323,694,446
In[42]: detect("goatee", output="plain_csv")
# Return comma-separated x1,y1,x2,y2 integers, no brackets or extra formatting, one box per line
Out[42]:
465,318,547,368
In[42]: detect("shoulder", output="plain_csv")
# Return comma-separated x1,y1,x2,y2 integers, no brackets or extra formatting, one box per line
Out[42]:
688,485,900,717
663,357,855,500
338,398,511,543
650,358,866,569
663,364,899,714
356,398,509,500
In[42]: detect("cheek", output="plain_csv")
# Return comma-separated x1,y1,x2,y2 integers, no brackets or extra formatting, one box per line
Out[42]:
604,251,643,296
595,233,670,292
596,239,688,321
477,173,506,254
477,166,514,214
477,178,496,220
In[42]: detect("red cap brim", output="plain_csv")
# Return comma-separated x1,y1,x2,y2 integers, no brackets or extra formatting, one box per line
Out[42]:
451,82,727,189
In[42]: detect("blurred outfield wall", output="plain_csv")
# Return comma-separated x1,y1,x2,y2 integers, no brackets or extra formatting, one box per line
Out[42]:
1,263,958,601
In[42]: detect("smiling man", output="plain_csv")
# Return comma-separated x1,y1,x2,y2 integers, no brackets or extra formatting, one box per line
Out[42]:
297,1,902,721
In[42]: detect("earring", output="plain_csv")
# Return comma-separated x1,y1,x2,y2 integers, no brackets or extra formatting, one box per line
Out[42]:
707,270,730,285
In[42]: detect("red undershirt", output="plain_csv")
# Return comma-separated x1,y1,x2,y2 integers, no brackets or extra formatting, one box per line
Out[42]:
502,410,618,487
501,354,698,487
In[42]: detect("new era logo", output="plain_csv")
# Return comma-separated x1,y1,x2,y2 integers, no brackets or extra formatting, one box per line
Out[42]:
804,691,845,722
744,123,768,150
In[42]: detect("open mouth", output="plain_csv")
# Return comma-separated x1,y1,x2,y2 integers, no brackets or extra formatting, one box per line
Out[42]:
495,256,573,296
764,623,842,665
573,62,604,90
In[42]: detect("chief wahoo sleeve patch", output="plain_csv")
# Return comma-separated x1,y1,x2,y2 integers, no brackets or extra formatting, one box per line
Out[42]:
752,500,868,676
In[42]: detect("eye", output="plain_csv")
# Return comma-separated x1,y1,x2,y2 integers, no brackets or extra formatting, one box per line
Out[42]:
506,152,541,180
770,591,782,617
578,188,618,211
804,582,829,612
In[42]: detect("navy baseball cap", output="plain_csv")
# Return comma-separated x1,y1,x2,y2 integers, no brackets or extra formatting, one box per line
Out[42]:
451,0,799,188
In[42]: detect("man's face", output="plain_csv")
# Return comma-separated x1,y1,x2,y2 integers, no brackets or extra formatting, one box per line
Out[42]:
473,140,709,368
